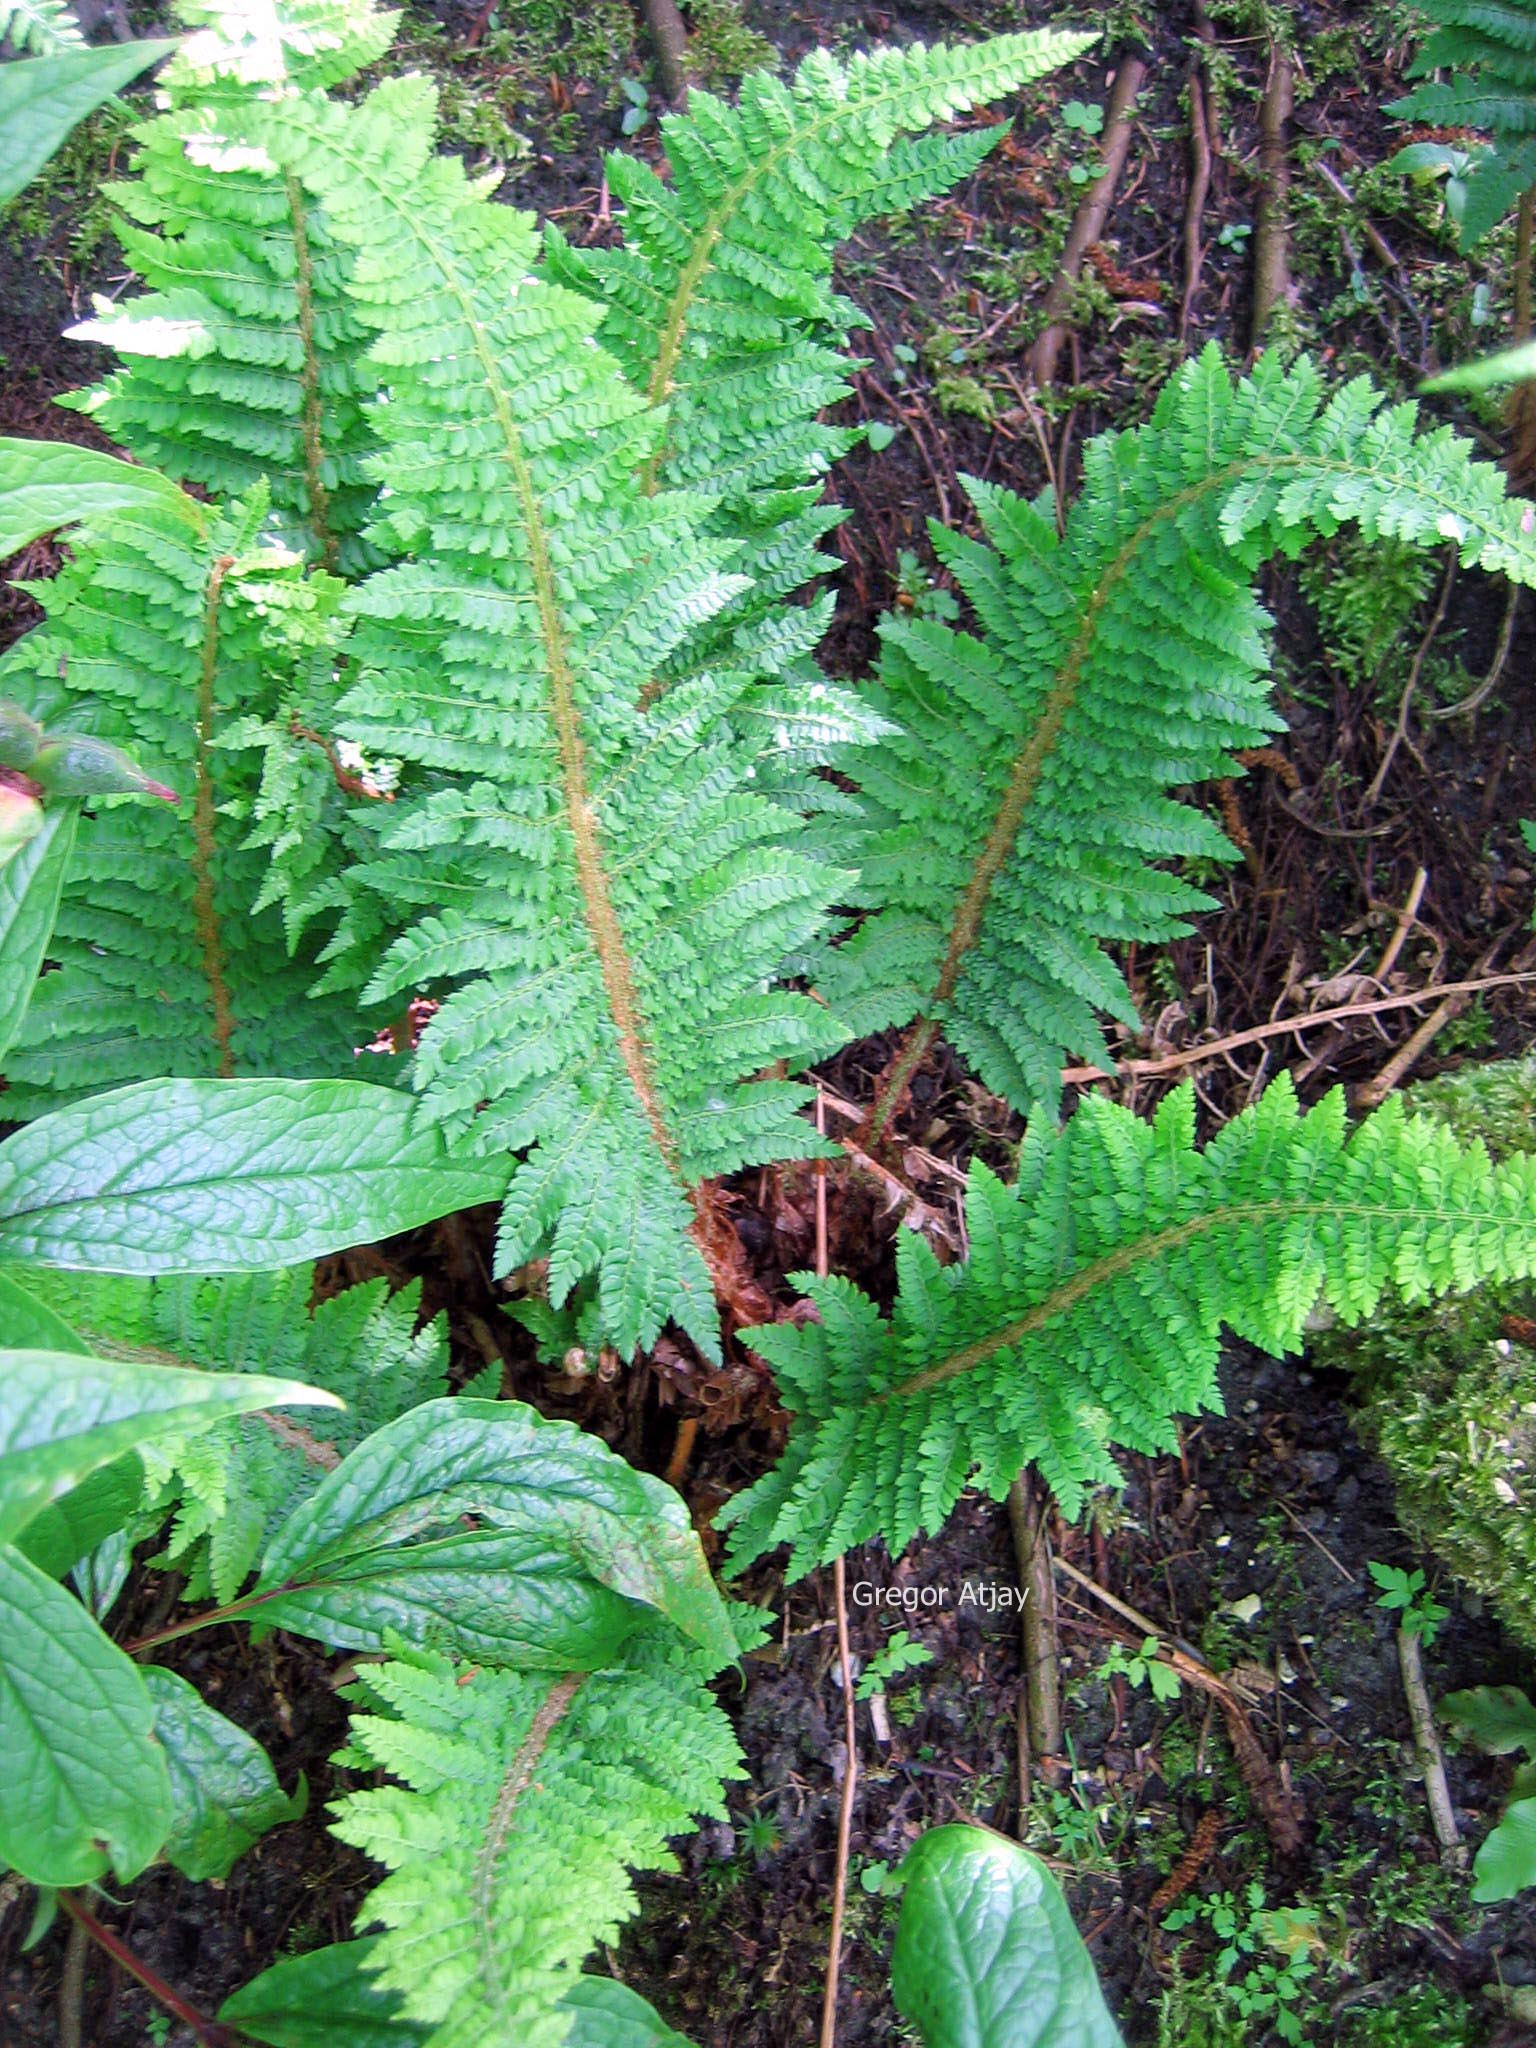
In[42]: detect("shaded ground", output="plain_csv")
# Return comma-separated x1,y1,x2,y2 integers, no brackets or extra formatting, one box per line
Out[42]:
3,0,1536,2041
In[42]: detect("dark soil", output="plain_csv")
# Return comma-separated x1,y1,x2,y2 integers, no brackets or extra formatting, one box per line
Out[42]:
4,0,1536,2042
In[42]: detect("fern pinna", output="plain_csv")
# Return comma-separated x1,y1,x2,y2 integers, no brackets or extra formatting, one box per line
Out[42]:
0,443,363,1104
721,1079,1536,1577
822,348,1536,1132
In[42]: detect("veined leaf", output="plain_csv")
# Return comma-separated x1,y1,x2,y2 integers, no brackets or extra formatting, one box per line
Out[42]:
0,1078,510,1270
0,1269,88,1351
258,1398,736,1669
13,1454,142,1581
0,38,177,207
891,1826,1123,2048
0,803,76,1062
0,1347,341,1546
0,1542,171,1885
143,1666,305,1881
561,1978,696,2047
220,1939,431,2046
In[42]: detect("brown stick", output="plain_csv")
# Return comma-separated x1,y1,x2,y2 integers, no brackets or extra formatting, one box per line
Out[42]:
1030,55,1149,387
1179,50,1214,343
638,0,690,104
1351,990,1469,1111
57,1894,238,2048
1249,43,1294,350
1396,1625,1466,1865
1059,970,1536,1086
1008,1472,1064,1816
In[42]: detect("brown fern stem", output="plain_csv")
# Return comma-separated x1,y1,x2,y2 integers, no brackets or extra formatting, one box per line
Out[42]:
192,554,238,1078
285,170,339,575
474,1674,584,1995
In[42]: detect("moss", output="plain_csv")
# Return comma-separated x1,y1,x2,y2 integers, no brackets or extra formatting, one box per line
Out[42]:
1314,1056,1536,1652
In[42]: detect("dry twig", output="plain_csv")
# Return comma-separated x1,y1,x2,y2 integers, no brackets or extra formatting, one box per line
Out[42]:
1249,41,1294,349
1396,1627,1466,1865
637,0,691,103
1008,1472,1064,1818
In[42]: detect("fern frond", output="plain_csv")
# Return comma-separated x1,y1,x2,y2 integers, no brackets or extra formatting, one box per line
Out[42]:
331,1627,743,2048
62,0,399,572
720,1077,1536,1576
0,0,82,53
264,76,850,1358
0,448,365,1104
826,347,1536,1125
22,1265,448,1601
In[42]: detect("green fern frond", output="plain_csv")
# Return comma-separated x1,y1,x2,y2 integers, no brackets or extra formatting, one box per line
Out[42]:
0,0,82,53
1389,0,1536,244
546,32,1091,797
720,1077,1536,1577
62,0,399,572
262,76,850,1359
22,1266,448,1601
331,1627,743,2048
825,347,1536,1125
0,446,365,1104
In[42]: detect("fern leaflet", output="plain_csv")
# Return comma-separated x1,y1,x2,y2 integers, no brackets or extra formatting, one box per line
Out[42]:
720,1077,1536,1576
1389,0,1536,245
0,0,82,53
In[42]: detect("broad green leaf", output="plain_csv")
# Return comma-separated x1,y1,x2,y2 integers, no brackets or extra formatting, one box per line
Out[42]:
891,1826,1124,2048
259,1399,737,1669
251,1525,652,1667
0,40,178,207
1423,339,1536,395
0,1348,343,1546
0,803,76,1061
14,1455,141,1580
0,1269,88,1350
562,1978,696,2047
142,1667,305,1881
0,1079,511,1272
220,1939,432,2046
0,1542,171,1885
1472,1797,1536,1903
1443,1685,1536,1759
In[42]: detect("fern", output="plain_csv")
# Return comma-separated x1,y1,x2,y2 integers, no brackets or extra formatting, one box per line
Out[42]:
62,0,398,573
0,0,82,53
21,1264,451,1602
823,347,1536,1129
251,74,855,1360
719,1077,1536,1576
330,1624,744,2048
546,31,1092,825
1388,0,1536,246
0,448,366,1103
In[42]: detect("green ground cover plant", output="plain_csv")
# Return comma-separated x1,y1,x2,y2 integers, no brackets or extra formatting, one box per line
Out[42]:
4,0,1536,2039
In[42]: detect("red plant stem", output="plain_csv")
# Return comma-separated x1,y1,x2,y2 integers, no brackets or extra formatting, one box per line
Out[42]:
122,1582,293,1656
59,1892,239,2048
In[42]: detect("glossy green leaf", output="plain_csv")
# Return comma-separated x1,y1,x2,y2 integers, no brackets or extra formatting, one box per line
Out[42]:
14,1455,141,1580
0,1270,88,1351
0,1347,342,1546
1472,1797,1536,1903
251,1524,651,1666
0,1079,511,1272
0,1542,171,1885
259,1399,736,1669
1443,1685,1536,1758
891,1826,1124,2048
0,803,76,1062
142,1667,305,1881
0,40,178,207
561,1977,696,2047
219,1939,431,2045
